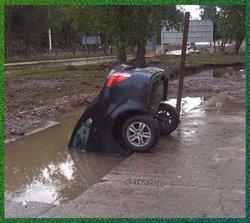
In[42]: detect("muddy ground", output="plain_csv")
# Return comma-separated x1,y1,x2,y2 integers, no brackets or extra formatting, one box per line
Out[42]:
4,60,245,140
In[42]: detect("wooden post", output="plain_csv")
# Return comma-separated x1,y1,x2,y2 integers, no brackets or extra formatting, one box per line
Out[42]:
176,12,190,116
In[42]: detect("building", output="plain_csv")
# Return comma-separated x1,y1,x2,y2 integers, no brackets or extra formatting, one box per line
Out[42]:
161,20,213,53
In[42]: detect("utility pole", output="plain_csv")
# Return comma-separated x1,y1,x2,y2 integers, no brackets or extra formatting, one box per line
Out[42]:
48,28,52,50
176,12,190,116
161,26,165,55
48,10,52,51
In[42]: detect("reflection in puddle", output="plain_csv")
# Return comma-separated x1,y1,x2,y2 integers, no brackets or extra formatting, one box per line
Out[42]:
5,108,125,205
186,66,245,80
166,97,204,114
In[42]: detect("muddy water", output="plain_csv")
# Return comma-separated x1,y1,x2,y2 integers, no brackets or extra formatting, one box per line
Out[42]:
5,97,205,205
167,97,205,114
5,108,126,205
186,66,245,80
5,95,244,205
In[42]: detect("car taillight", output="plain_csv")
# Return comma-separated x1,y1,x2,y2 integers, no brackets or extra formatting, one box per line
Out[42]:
106,72,132,88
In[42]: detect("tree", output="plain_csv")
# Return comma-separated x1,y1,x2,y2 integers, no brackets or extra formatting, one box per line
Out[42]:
4,7,13,58
200,5,245,54
129,6,182,67
217,6,245,54
93,6,133,63
8,6,49,56
199,6,220,52
5,6,63,57
94,6,182,67
5,6,183,61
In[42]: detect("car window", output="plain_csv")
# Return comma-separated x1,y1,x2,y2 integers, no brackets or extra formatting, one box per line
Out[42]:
71,118,93,149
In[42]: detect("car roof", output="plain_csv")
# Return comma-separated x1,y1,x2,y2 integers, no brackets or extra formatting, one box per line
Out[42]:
131,67,168,80
110,64,168,79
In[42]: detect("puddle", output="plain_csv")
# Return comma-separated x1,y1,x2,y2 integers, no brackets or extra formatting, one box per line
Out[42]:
5,79,245,205
204,94,245,115
5,108,126,205
5,97,205,205
186,66,245,80
166,97,205,114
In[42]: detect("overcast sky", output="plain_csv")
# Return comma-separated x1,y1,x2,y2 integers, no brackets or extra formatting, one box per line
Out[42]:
178,5,201,20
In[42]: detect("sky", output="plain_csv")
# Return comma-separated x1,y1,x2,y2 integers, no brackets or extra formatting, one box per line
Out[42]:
178,5,201,20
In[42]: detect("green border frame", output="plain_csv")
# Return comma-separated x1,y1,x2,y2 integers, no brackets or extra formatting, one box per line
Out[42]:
0,0,248,222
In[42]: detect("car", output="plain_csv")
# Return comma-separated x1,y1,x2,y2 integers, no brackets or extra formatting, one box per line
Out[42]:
68,64,179,155
187,42,200,54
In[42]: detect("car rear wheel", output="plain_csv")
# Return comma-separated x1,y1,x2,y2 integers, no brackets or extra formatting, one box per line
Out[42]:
155,103,179,135
121,115,159,152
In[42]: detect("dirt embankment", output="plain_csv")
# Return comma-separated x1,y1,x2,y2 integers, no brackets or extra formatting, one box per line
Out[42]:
4,61,245,140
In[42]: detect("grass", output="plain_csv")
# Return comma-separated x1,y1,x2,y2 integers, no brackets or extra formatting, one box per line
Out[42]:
5,52,115,63
5,53,245,82
5,51,244,67
5,62,115,81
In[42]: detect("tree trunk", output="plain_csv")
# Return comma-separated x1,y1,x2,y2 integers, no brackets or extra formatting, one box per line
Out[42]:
234,37,244,54
62,30,68,45
135,42,146,68
104,41,107,55
219,40,226,52
24,34,30,57
5,40,9,58
213,41,216,53
117,44,127,63
116,6,127,63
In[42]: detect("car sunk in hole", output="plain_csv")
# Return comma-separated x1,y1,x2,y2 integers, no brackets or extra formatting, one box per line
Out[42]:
68,64,179,155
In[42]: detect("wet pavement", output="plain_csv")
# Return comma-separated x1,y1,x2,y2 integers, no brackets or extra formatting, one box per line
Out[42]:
40,93,245,218
5,108,125,217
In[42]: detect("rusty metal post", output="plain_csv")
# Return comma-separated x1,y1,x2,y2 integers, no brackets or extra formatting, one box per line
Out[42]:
176,12,190,116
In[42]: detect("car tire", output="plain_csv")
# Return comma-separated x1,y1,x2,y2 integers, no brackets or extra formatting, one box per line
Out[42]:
155,103,179,135
121,115,159,152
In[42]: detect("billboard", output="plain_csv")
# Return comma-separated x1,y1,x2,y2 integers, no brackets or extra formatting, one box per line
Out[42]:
82,35,101,45
161,20,213,45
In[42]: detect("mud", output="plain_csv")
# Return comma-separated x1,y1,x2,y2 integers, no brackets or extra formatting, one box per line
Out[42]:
4,63,245,140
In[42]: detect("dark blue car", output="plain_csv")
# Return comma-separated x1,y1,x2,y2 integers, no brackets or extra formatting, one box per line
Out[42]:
68,64,179,155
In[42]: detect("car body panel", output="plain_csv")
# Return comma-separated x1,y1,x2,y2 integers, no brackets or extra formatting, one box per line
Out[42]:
68,64,169,155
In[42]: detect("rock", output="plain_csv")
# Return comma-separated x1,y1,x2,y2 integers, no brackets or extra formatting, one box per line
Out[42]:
10,127,25,136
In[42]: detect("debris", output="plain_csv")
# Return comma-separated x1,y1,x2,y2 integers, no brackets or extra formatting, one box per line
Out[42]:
22,200,28,208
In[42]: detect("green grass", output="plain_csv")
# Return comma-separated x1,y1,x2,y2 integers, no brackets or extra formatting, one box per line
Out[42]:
5,52,115,63
5,62,115,81
5,51,245,65
5,53,245,81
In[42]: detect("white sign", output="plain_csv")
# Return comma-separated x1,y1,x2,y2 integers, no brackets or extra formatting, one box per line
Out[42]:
161,20,213,46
